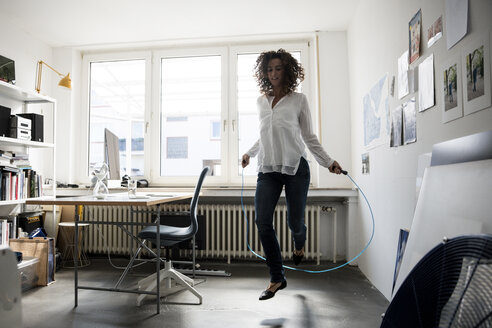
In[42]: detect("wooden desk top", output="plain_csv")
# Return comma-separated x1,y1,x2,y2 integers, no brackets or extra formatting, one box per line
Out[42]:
25,192,193,206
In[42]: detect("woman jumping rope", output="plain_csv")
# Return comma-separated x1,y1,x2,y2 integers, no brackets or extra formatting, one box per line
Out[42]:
242,49,343,301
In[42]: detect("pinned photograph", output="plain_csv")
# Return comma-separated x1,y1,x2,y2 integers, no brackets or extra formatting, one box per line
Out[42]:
441,53,463,123
390,105,403,147
361,153,370,174
363,74,390,149
466,45,485,101
409,9,422,64
427,16,443,48
461,34,491,115
403,98,417,145
445,0,468,49
418,54,435,112
398,51,409,99
444,64,458,110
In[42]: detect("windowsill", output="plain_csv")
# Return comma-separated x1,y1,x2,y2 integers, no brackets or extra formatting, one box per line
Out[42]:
48,186,358,199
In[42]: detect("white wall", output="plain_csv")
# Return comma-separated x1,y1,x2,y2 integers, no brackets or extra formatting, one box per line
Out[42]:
52,47,82,184
347,0,492,300
317,32,352,189
0,14,52,92
0,13,55,182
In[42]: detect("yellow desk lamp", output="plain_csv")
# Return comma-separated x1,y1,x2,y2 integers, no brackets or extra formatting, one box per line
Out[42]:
35,60,71,93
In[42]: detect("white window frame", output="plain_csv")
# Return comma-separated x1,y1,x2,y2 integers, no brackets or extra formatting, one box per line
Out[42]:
150,47,228,186
78,38,319,187
78,51,152,183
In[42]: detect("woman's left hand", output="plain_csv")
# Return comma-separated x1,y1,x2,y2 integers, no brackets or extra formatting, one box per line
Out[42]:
329,161,343,174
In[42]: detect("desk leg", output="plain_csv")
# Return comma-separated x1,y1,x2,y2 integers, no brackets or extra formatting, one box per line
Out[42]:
74,205,79,307
156,204,161,314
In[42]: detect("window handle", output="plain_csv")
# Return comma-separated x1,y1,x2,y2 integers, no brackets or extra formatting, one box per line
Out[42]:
223,120,227,132
145,121,149,133
232,120,236,132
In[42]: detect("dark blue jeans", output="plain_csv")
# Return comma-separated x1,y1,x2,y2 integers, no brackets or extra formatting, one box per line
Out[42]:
255,157,310,283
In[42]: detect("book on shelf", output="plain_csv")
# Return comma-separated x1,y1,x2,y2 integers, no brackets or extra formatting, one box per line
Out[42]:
0,158,11,166
11,152,31,168
0,166,42,201
0,215,18,240
0,150,14,160
0,219,9,246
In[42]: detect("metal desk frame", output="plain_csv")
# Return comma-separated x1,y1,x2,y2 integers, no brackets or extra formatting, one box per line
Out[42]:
26,192,193,314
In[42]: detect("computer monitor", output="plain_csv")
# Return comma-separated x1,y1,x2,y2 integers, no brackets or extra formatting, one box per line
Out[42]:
104,128,121,180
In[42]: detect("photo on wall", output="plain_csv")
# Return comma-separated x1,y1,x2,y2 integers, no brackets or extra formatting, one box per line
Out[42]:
461,33,491,115
403,97,417,145
398,50,409,99
361,153,370,174
363,73,390,150
418,54,435,112
409,9,422,64
390,105,403,147
427,16,443,48
440,52,463,123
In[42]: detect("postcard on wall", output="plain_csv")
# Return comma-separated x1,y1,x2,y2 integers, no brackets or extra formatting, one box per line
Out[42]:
418,54,435,112
390,105,403,147
409,68,419,93
427,16,443,48
363,73,390,150
409,9,422,64
361,153,370,174
398,50,409,99
461,33,491,115
403,97,417,145
445,0,468,49
441,52,463,123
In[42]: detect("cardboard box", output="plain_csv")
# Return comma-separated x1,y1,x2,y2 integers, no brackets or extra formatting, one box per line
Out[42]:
9,237,55,286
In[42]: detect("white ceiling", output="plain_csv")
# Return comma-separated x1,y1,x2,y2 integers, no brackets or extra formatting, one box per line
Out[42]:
1,0,360,48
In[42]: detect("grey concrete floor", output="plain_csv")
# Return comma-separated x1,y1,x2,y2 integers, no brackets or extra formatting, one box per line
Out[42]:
21,258,389,328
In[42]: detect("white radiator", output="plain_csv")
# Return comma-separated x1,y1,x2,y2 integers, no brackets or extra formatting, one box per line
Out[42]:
83,204,321,264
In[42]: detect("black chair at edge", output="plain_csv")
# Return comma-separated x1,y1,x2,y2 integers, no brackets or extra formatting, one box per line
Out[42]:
135,166,209,306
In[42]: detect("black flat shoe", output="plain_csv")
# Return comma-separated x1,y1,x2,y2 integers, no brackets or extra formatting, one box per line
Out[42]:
259,280,287,300
293,248,304,266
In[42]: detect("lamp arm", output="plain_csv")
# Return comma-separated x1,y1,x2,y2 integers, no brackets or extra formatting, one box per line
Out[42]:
35,60,71,93
39,60,64,77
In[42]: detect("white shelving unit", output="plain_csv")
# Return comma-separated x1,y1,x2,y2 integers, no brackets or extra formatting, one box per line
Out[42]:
0,80,56,206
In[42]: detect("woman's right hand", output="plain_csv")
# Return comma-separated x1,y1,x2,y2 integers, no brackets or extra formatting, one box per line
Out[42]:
241,154,250,168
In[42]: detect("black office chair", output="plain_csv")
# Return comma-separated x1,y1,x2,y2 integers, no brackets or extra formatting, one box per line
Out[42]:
136,166,209,306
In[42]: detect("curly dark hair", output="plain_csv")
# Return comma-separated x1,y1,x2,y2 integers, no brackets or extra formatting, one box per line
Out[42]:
254,49,304,96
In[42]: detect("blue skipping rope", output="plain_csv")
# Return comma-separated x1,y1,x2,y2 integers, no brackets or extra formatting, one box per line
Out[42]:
240,168,375,273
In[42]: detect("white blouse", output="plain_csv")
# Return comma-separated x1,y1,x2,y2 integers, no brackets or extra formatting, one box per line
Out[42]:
246,92,334,175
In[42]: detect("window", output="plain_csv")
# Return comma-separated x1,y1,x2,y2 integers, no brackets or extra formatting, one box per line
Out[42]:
83,42,311,186
159,55,222,177
87,59,146,177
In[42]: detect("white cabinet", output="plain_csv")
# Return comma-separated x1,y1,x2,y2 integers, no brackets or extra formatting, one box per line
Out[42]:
0,80,56,206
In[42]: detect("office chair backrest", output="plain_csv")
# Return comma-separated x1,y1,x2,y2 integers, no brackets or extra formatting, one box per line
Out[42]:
188,166,209,236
